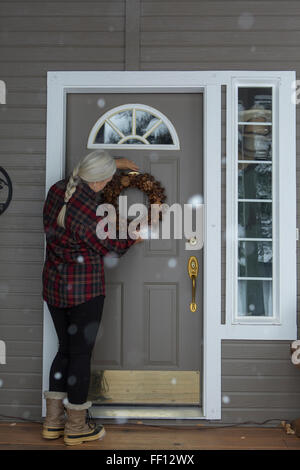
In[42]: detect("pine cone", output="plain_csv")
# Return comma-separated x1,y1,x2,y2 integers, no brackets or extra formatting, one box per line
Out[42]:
144,180,154,191
121,176,130,187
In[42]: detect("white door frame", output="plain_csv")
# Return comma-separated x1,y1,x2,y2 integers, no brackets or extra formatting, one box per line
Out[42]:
42,70,225,420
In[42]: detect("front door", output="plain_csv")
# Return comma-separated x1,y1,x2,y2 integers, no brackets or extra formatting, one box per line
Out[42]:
65,92,203,412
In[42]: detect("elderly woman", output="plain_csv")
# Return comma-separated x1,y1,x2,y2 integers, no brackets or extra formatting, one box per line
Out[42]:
42,150,142,446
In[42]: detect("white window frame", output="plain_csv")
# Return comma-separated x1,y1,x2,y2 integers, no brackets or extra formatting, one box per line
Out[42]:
223,72,297,339
87,103,180,150
43,70,222,421
234,79,276,324
42,70,297,422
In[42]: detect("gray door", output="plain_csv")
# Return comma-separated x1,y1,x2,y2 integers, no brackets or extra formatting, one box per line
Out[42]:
66,92,203,405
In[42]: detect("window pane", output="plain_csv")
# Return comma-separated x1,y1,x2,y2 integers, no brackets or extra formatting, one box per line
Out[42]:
147,122,173,145
238,241,272,277
238,201,272,238
238,163,272,199
110,110,132,136
238,279,272,316
95,122,120,144
238,87,272,122
124,139,143,145
135,110,159,136
238,124,272,161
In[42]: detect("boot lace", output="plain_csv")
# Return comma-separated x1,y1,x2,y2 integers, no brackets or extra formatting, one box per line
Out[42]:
86,408,97,430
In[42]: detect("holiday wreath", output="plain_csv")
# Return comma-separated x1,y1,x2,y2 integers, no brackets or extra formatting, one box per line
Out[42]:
101,171,167,231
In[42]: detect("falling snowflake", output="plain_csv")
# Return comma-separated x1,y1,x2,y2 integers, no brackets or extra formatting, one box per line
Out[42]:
222,395,230,404
187,194,203,207
97,98,106,108
104,253,119,268
67,376,77,386
116,417,128,424
237,12,255,30
67,324,78,335
149,152,159,162
168,258,177,268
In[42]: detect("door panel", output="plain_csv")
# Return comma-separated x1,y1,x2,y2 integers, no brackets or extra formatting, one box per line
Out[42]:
66,92,203,405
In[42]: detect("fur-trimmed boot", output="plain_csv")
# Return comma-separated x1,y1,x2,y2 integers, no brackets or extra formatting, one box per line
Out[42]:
64,400,106,446
42,391,67,439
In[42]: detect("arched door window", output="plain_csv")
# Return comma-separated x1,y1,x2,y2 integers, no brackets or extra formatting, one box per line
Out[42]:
87,103,180,150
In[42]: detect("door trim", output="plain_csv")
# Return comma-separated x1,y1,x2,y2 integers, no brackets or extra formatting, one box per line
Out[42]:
42,71,222,420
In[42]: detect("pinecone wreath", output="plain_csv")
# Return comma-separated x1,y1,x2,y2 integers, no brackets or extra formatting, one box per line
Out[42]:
101,171,167,232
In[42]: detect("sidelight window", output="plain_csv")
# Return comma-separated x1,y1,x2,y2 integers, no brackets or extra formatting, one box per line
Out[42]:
237,86,274,319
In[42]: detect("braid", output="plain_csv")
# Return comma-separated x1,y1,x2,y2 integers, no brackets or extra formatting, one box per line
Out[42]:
64,166,80,203
57,164,80,228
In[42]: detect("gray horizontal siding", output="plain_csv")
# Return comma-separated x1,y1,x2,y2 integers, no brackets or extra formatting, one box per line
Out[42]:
141,47,300,63
0,248,44,263
0,47,124,62
0,32,125,46
0,2,125,16
0,17,124,32
0,231,44,245
0,62,125,76
0,357,42,374
221,342,300,423
0,308,42,325
141,16,300,31
0,264,42,279
141,1,300,16
1,326,42,342
0,373,41,390
0,0,299,426
0,295,43,310
0,279,42,296
0,216,43,232
141,31,300,46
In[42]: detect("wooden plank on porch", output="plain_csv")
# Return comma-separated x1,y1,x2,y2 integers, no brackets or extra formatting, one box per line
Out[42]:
0,422,300,450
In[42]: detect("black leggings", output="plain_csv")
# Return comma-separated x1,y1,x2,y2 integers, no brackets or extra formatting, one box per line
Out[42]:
47,295,105,404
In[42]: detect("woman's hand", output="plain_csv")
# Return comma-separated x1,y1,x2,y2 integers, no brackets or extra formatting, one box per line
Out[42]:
115,158,139,171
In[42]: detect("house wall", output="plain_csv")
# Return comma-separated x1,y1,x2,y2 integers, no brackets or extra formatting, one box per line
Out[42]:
0,0,299,424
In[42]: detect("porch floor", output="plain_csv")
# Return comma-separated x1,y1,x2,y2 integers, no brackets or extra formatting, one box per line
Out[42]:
0,421,300,450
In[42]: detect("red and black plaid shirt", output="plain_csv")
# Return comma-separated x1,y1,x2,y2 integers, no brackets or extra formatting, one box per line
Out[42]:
42,178,136,308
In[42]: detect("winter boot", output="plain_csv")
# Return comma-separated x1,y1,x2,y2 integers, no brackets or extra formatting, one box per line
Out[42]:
42,391,67,439
64,400,106,446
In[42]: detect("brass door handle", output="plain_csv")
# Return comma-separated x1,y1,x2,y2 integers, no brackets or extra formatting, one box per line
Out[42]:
188,256,199,312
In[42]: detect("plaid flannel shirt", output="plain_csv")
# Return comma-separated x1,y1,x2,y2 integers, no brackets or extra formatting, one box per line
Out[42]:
42,178,136,308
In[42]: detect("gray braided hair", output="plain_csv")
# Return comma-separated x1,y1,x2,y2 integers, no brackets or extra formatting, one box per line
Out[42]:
57,149,116,228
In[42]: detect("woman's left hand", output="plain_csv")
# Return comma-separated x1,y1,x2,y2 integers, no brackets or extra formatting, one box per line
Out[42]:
115,158,139,171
